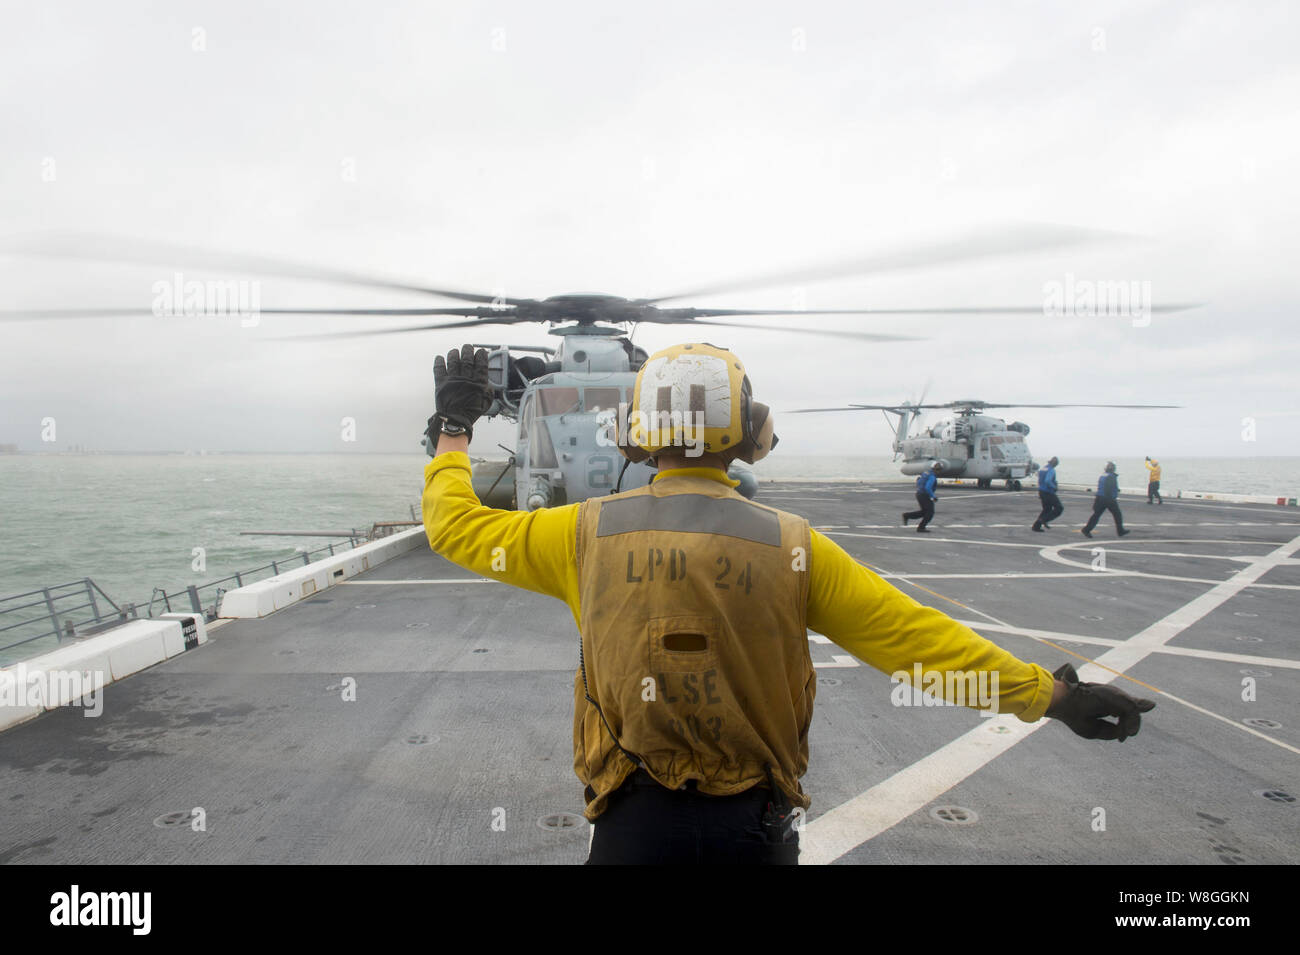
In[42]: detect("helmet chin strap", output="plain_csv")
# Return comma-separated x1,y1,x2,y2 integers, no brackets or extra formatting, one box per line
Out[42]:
613,457,633,493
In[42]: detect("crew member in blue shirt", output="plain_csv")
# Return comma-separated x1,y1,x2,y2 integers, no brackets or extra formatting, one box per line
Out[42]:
903,462,939,533
1082,461,1129,538
1031,456,1063,532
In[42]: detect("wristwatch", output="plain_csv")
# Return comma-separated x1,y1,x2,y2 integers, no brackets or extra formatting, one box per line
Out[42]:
433,419,469,452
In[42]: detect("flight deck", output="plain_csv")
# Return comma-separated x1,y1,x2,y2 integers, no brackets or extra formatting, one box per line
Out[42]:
1,481,1296,865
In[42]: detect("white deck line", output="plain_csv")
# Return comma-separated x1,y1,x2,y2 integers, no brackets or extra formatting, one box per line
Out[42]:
799,530,1300,865
957,620,1300,671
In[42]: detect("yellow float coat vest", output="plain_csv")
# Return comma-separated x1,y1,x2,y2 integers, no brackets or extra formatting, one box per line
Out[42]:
573,473,813,820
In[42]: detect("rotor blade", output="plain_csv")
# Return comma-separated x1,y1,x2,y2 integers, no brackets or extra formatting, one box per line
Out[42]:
0,306,511,322
268,315,540,341
649,308,939,318
0,233,532,306
790,402,1182,413
0,308,161,320
952,403,1183,409
638,223,1134,304
256,307,509,317
788,406,910,414
662,318,920,342
658,304,1199,317
0,302,1200,324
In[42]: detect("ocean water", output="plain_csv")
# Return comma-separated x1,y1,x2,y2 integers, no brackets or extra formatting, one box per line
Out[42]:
2,452,1296,662
1,454,427,660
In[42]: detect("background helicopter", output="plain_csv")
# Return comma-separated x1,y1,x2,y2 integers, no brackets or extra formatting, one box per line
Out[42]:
792,399,1180,489
3,226,1195,509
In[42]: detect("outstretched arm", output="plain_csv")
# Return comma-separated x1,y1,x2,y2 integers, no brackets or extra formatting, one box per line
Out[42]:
807,529,1055,721
421,345,581,616
806,530,1150,737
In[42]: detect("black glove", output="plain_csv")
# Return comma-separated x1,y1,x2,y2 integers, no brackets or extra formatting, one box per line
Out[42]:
427,344,493,449
1046,663,1155,741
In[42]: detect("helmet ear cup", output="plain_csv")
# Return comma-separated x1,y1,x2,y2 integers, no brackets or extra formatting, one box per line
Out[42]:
737,401,776,464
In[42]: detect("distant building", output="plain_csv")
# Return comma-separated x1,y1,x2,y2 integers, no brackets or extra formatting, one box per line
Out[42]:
0,443,18,453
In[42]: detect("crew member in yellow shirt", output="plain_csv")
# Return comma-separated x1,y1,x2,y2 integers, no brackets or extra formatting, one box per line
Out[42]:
1145,456,1164,504
422,343,1155,864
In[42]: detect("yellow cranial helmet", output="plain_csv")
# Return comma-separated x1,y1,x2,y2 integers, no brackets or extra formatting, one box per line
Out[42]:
618,342,777,464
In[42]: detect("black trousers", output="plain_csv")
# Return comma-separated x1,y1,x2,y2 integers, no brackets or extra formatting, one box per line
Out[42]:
903,492,935,529
1083,496,1125,533
1148,480,1162,503
586,771,799,865
1034,491,1064,528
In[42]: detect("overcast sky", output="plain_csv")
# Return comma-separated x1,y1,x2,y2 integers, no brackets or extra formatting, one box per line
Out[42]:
2,0,1297,458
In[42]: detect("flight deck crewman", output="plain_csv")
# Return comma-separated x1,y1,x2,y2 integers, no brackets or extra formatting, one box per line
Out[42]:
1145,456,1163,504
1032,455,1063,532
422,343,1155,865
902,462,939,533
1082,461,1130,538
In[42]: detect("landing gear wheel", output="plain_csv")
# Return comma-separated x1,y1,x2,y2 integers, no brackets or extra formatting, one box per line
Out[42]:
1012,479,1023,491
977,478,991,490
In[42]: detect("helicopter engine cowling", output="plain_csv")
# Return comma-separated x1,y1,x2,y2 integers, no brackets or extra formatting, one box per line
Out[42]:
1007,421,1030,436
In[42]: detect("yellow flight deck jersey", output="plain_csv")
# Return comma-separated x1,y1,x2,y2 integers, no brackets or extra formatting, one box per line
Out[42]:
423,452,1055,819
1146,461,1162,481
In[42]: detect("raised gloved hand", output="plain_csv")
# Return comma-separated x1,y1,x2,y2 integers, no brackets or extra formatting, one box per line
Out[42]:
426,345,493,449
1046,663,1156,741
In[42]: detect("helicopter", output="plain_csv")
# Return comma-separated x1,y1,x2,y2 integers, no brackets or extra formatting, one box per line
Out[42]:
2,227,1196,509
427,313,908,510
791,399,1180,489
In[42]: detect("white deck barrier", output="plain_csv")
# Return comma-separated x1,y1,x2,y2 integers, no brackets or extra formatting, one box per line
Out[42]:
217,526,427,619
3,528,427,732
0,613,208,732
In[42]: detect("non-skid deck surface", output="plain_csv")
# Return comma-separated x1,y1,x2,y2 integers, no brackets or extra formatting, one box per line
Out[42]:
2,483,1296,864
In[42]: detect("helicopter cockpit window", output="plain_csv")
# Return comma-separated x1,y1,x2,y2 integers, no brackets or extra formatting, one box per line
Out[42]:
537,387,581,416
529,414,558,469
584,388,621,412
